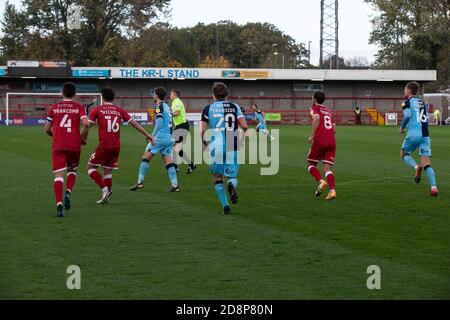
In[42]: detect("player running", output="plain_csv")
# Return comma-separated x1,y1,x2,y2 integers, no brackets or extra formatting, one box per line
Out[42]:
307,91,337,201
400,81,439,197
200,82,249,215
87,88,153,204
129,87,180,192
44,82,90,217
170,89,197,174
251,104,275,141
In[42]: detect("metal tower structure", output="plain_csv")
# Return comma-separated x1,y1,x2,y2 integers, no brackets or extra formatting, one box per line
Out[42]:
320,0,339,69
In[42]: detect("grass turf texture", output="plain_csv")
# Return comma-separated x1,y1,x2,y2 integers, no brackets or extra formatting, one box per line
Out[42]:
0,125,449,300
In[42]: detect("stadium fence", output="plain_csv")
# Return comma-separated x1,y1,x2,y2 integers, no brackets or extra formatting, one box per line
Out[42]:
0,94,406,126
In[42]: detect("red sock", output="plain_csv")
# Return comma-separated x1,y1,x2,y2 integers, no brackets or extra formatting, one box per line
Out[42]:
54,178,64,206
104,174,113,191
326,171,336,191
88,169,105,189
66,172,77,193
308,165,323,182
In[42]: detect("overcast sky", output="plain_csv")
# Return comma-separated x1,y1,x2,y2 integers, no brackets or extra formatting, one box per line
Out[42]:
1,0,380,65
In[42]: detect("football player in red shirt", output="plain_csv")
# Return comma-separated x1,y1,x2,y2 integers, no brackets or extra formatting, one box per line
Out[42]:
87,88,153,204
44,82,90,217
307,91,337,200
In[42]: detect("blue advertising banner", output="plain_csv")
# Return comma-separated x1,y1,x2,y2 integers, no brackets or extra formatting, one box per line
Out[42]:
73,69,110,78
0,68,6,76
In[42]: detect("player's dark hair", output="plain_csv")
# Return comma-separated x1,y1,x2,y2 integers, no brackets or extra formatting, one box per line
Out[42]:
171,89,181,98
155,87,167,100
314,91,326,104
406,81,420,95
62,82,77,99
101,87,115,102
213,82,229,100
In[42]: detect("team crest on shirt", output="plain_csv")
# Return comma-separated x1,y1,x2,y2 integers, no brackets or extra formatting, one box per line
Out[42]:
155,108,161,113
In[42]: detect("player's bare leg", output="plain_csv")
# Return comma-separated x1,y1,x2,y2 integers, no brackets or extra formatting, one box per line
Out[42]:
130,151,154,191
214,175,231,215
163,155,180,192
53,171,65,218
401,150,422,183
308,161,327,197
324,163,337,200
421,156,438,197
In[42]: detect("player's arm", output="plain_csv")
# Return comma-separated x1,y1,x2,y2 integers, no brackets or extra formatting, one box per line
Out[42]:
44,107,54,137
238,117,249,131
200,120,209,149
88,120,97,128
172,107,181,117
152,117,163,136
400,107,412,134
309,113,320,144
81,117,90,145
129,119,154,143
236,106,248,132
44,121,53,137
200,106,210,149
88,107,97,128
171,101,181,117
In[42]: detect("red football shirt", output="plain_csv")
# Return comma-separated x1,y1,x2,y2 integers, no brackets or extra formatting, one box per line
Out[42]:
310,104,336,145
47,100,87,151
89,104,132,148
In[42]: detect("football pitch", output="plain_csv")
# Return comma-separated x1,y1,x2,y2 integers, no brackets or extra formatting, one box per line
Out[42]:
0,125,449,300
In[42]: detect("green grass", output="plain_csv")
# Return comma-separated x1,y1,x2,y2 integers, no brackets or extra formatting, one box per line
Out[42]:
0,125,449,300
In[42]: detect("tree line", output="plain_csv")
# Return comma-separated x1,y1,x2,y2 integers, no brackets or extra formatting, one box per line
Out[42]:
0,0,310,69
0,0,448,89
365,0,449,89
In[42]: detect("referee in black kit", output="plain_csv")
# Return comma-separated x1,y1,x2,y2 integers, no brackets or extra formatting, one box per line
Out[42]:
170,89,197,174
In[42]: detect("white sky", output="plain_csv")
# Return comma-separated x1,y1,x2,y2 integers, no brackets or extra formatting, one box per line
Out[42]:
1,0,380,65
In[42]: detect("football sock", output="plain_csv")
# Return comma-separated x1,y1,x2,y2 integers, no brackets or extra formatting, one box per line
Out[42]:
308,165,323,182
228,178,238,189
138,159,150,183
88,169,105,190
54,177,64,206
215,181,230,209
403,155,418,170
424,165,437,188
166,164,178,187
325,171,336,191
104,174,113,191
66,172,77,193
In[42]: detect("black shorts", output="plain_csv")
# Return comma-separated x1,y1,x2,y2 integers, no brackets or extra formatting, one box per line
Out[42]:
174,122,190,143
